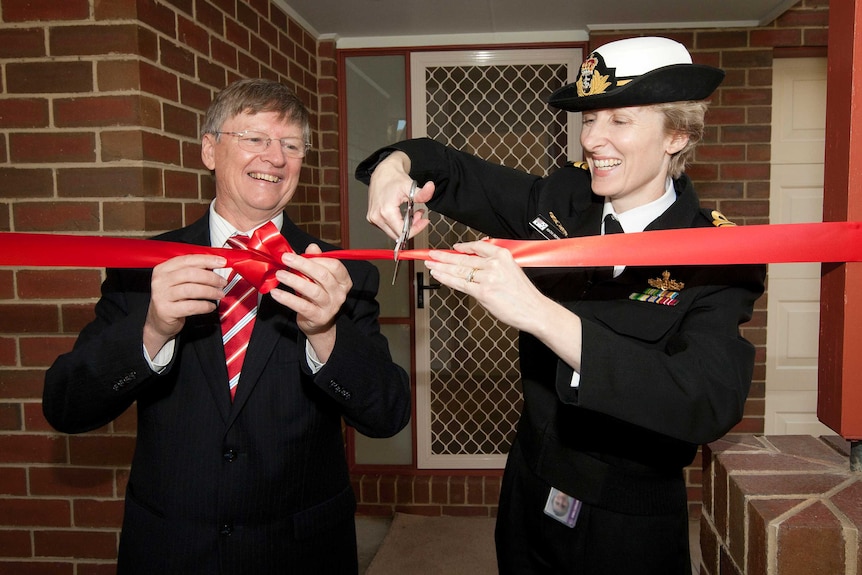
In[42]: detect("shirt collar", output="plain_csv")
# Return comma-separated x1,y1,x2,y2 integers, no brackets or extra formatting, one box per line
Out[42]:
208,201,284,248
602,177,676,234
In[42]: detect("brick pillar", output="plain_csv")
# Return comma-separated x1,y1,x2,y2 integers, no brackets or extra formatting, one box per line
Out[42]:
702,435,858,575
818,0,862,439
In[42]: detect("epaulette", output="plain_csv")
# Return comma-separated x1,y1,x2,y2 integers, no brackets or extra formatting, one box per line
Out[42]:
564,160,589,171
709,209,736,227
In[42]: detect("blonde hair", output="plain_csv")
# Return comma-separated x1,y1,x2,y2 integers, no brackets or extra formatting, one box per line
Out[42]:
651,100,708,178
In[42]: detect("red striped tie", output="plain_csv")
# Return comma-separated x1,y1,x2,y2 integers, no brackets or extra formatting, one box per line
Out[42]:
220,235,257,401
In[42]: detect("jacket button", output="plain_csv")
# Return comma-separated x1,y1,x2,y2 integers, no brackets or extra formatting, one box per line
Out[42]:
329,380,351,400
223,450,237,462
112,371,137,392
220,524,233,536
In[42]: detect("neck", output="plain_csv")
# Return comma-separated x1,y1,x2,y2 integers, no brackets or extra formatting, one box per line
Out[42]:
213,200,279,233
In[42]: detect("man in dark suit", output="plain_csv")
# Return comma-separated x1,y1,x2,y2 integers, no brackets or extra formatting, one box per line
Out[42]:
43,78,411,574
357,37,764,574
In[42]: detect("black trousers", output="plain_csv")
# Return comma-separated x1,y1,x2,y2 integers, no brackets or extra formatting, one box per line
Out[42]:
494,441,691,575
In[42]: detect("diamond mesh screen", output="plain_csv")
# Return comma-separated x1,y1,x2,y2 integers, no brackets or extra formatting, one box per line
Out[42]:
424,62,570,457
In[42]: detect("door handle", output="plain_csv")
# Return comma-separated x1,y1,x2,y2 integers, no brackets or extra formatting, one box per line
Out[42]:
416,271,441,309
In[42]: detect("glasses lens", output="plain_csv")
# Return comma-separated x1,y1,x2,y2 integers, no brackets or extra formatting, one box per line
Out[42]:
236,131,269,153
233,131,307,158
279,138,308,159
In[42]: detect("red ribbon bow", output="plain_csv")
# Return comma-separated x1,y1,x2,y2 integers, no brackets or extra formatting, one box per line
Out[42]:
224,222,297,293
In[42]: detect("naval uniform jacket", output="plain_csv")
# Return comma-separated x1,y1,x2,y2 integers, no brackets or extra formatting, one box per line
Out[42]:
43,213,411,574
357,137,765,518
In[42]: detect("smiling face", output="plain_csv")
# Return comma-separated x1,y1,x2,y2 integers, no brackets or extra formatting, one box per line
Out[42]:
552,492,570,516
580,105,688,214
201,110,304,232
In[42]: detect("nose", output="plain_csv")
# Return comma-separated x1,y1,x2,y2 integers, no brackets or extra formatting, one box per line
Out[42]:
580,124,605,154
260,139,287,166
580,115,612,154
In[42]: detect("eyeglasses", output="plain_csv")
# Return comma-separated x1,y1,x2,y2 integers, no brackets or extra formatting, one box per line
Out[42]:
216,130,311,159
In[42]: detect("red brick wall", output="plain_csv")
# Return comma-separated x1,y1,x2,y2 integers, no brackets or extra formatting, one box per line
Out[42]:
352,0,831,521
0,0,337,571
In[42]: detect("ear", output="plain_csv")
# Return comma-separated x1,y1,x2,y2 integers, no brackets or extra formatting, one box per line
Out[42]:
201,133,217,171
666,131,689,156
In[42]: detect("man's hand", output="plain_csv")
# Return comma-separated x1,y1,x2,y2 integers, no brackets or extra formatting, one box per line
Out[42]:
144,254,227,357
270,244,352,363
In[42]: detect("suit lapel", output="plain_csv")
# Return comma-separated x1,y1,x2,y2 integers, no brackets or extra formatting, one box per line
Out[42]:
227,296,296,421
562,201,604,239
187,312,233,423
528,202,605,296
168,216,235,422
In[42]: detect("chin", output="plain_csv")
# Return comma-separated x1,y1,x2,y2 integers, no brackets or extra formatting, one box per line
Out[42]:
590,187,616,200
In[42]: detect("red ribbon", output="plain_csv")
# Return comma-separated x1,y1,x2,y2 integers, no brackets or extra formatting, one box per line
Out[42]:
319,221,862,267
2,222,861,293
1,222,297,294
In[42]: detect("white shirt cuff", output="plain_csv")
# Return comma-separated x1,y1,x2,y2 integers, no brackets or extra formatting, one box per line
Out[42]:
144,339,176,374
306,340,324,374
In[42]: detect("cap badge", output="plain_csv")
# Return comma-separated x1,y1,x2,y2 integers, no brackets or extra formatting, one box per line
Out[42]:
577,53,613,97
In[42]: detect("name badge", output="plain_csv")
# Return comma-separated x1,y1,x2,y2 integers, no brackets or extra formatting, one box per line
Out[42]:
544,487,582,528
530,215,565,240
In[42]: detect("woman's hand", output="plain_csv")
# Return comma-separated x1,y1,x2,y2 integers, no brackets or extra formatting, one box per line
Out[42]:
425,240,584,372
366,151,434,241
424,240,546,333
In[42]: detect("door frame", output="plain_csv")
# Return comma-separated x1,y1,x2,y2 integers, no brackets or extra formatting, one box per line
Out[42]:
410,47,583,468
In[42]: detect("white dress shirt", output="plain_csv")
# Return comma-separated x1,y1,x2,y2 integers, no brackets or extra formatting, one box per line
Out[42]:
571,178,676,387
145,204,323,373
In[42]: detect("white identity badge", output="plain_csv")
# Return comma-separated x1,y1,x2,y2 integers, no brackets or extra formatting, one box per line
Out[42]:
543,487,582,528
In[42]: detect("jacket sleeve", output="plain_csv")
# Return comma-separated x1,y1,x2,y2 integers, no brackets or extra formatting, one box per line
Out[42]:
43,268,163,433
356,137,555,239
561,266,765,445
305,259,411,438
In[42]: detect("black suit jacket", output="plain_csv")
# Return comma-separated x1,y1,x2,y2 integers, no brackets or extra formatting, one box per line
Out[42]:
43,213,411,574
356,138,765,514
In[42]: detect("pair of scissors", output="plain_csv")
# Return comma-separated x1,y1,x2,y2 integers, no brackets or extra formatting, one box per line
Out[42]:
391,180,417,285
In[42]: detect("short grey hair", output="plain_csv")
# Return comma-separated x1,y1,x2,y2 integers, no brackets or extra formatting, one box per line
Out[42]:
200,78,311,145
